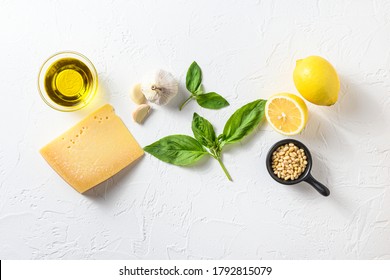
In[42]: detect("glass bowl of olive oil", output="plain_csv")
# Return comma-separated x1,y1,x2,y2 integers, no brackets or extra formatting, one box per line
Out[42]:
38,51,98,111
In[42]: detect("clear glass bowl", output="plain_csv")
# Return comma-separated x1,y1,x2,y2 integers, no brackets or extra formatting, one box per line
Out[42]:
38,51,98,112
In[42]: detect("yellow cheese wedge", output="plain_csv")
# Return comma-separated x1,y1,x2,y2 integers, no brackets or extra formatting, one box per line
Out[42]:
40,104,144,193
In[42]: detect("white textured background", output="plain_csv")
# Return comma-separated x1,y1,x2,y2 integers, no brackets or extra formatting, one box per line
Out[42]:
1,0,390,260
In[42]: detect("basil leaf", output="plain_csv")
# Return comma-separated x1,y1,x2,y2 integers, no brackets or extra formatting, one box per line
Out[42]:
196,92,230,109
192,113,217,148
221,99,266,145
144,135,207,166
186,61,202,93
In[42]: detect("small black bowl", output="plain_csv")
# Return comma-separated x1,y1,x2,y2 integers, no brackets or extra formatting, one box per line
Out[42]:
266,139,330,196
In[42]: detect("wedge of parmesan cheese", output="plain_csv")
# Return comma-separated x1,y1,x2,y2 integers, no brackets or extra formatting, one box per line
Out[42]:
40,104,144,193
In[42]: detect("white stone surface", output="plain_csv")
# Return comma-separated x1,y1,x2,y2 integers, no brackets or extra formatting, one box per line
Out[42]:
1,0,390,260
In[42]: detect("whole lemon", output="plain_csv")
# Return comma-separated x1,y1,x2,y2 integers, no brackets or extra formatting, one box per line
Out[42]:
293,56,339,106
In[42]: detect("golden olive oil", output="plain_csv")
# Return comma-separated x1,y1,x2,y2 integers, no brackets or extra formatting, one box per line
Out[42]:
44,58,94,107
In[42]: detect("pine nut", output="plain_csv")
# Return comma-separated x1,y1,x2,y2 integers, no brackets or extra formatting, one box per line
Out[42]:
271,143,308,181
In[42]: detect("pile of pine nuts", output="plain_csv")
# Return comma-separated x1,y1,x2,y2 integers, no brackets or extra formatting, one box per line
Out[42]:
271,143,308,181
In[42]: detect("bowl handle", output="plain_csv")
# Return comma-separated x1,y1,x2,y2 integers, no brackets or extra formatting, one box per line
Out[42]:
304,174,330,196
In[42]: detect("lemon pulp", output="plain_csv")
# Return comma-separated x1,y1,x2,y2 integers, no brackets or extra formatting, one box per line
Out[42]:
265,93,308,135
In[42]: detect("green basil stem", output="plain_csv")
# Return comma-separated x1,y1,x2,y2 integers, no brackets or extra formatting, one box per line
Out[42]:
216,157,232,181
209,147,232,181
179,96,194,111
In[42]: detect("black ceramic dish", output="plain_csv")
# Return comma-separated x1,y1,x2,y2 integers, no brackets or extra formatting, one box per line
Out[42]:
266,139,330,197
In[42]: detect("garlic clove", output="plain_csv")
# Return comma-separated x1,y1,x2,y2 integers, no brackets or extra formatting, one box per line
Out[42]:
141,69,178,105
132,104,151,124
130,83,146,105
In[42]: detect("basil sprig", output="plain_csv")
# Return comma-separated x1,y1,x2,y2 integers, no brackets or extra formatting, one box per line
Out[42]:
145,99,266,181
179,61,229,110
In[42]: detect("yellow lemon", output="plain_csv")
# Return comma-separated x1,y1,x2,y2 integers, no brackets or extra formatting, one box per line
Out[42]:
265,93,308,135
293,56,339,106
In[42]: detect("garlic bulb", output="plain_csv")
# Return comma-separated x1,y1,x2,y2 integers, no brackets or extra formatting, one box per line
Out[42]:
141,69,178,105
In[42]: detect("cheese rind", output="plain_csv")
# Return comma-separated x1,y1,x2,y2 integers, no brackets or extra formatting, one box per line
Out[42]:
40,104,144,193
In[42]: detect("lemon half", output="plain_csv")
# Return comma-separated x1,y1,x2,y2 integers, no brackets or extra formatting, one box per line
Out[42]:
265,93,308,135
